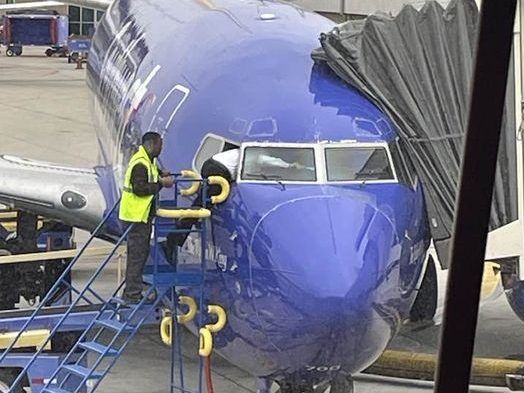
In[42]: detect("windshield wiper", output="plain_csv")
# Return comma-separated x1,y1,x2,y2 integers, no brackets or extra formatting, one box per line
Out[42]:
244,173,286,191
261,174,286,191
355,169,387,180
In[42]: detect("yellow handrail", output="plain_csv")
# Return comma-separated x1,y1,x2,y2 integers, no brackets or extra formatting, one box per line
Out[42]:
177,296,198,324
179,170,201,196
160,296,199,345
160,316,172,346
205,305,227,333
199,327,213,357
208,176,230,204
156,208,211,219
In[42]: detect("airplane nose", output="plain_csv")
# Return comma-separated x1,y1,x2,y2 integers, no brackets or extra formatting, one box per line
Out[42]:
248,194,398,299
245,194,402,373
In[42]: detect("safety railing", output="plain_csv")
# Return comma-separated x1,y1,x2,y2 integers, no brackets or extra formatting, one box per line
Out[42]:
0,198,128,391
152,171,230,393
1,169,231,393
41,282,168,393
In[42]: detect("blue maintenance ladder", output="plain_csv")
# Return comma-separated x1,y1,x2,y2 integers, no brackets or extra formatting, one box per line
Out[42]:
155,172,230,393
0,171,229,393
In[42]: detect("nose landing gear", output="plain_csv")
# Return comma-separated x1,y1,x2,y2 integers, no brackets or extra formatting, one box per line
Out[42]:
330,374,355,393
272,374,354,393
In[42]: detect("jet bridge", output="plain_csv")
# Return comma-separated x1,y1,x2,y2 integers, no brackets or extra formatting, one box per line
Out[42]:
311,0,524,281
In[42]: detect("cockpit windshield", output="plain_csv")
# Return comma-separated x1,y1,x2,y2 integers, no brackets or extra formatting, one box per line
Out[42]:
241,147,317,182
325,147,394,181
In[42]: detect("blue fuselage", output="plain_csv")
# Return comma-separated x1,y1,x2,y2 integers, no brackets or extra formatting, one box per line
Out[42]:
87,0,430,381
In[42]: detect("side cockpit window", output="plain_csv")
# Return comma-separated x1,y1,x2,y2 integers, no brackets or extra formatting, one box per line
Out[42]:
389,139,416,187
193,133,239,173
325,146,394,182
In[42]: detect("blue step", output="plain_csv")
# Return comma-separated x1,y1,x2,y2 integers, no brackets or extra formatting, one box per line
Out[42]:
62,364,102,379
143,272,202,286
94,318,133,332
42,387,72,393
78,341,118,356
155,227,200,237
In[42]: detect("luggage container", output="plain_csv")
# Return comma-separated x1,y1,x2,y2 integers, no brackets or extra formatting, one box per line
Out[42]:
2,14,69,57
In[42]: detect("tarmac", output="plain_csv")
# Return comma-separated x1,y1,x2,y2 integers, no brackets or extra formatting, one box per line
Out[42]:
1,47,522,393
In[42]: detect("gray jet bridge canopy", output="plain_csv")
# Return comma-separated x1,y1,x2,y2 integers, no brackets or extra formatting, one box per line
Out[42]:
312,0,518,266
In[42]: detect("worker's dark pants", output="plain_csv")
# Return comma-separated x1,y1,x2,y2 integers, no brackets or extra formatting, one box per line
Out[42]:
165,158,232,253
123,221,152,300
191,158,232,206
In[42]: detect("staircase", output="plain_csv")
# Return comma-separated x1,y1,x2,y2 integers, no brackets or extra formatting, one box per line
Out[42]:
0,171,227,393
41,283,168,393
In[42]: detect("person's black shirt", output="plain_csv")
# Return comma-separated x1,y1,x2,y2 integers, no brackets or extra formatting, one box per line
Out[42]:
130,164,161,196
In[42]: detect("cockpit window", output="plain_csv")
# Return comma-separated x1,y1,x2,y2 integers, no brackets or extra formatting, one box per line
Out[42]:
241,147,317,182
193,133,239,173
325,147,394,181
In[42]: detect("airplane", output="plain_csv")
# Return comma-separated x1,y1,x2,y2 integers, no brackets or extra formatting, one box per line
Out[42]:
0,0,500,391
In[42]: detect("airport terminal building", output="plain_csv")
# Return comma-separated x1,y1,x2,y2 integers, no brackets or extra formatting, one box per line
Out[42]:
0,0,104,35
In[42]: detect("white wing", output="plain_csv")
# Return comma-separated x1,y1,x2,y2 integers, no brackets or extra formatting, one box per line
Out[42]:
0,155,107,231
0,0,111,12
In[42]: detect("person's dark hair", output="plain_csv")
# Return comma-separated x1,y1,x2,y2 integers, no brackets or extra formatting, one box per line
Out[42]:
142,132,162,145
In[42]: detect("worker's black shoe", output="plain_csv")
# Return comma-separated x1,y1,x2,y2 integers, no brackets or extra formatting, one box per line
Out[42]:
120,295,142,305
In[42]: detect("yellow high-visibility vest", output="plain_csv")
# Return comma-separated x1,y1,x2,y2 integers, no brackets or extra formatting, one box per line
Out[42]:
119,145,159,223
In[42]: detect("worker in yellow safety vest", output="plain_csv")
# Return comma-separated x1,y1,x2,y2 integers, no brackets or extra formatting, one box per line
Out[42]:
119,132,174,303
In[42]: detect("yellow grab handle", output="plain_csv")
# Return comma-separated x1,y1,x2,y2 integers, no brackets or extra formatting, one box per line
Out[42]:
208,176,230,204
205,305,227,333
156,208,211,219
180,170,201,196
199,327,213,357
177,296,198,324
160,316,172,346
